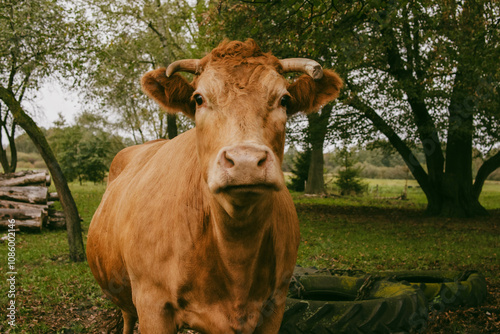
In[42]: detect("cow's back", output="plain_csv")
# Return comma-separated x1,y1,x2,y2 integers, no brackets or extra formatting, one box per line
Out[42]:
108,139,167,183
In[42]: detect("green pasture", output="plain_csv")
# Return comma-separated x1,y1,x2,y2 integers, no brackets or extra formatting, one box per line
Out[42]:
0,179,499,333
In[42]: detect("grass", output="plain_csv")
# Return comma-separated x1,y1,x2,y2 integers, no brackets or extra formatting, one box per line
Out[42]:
295,204,499,274
0,179,499,333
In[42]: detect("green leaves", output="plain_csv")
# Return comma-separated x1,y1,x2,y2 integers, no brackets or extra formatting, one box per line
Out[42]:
48,112,126,184
0,0,97,94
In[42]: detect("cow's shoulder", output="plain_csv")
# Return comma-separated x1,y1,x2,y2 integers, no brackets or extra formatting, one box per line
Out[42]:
108,139,168,183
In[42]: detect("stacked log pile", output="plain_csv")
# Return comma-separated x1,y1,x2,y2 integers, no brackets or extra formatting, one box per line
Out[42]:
0,170,66,232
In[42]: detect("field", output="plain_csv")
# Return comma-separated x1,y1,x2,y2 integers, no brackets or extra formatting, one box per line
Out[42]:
1,180,499,333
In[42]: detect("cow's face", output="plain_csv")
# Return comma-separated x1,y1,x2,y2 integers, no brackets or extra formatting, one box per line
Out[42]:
192,65,289,207
141,40,342,216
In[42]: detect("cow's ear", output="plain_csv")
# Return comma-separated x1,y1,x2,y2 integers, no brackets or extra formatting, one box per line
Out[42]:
287,69,343,115
141,68,195,119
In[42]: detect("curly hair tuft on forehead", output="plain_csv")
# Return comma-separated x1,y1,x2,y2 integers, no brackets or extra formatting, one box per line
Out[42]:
201,39,281,69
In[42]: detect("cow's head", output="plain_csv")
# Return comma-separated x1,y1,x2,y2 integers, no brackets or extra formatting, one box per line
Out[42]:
142,39,342,216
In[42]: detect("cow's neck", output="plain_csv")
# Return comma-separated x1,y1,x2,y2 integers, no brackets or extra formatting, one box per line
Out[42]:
212,194,273,259
210,194,275,293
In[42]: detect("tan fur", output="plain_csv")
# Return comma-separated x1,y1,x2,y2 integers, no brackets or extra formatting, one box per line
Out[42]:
87,39,342,333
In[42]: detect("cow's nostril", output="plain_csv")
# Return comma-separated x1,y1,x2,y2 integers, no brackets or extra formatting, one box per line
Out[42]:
223,151,235,168
257,153,267,167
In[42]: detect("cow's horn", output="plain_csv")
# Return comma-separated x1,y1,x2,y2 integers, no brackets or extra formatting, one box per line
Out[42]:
166,59,202,77
280,58,323,80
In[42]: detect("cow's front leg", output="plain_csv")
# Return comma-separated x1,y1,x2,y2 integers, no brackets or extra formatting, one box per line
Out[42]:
253,304,285,334
253,291,288,334
134,291,178,333
122,310,137,334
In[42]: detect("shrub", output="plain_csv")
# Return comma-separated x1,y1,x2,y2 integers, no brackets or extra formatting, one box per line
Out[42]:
335,147,366,195
288,148,311,192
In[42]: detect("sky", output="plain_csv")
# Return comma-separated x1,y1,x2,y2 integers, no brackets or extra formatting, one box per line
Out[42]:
30,82,82,129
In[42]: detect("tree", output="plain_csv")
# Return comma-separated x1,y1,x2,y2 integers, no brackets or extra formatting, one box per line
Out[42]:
0,103,17,173
50,112,127,184
288,147,311,192
334,147,366,196
0,0,96,261
337,0,500,217
87,0,201,142
305,105,333,194
203,0,500,217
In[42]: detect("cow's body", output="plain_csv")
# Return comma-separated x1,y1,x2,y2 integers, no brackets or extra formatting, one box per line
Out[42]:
87,39,342,333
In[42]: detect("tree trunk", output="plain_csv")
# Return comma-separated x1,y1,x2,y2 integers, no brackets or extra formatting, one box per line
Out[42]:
0,147,11,173
440,68,488,217
167,113,178,139
0,113,18,173
7,123,17,172
305,144,325,194
0,86,86,262
0,128,11,173
305,105,333,194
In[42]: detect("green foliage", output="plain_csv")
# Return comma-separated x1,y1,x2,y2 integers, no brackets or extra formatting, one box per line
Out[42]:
334,147,366,195
85,0,200,142
288,148,311,192
0,0,97,90
0,0,96,173
12,132,43,154
49,112,127,183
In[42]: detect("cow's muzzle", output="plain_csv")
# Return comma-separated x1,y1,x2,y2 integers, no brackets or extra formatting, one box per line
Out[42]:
209,144,284,195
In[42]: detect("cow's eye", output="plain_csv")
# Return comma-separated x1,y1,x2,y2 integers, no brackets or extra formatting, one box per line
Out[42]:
280,95,291,108
194,94,204,106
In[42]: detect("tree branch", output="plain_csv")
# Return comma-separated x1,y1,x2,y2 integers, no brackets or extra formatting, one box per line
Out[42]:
380,25,445,184
473,150,500,200
345,92,432,196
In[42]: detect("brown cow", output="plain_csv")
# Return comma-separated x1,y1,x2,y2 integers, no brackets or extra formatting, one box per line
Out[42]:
87,39,342,334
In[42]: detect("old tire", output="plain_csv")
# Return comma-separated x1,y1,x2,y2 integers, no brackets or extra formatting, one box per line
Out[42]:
377,270,488,309
280,274,428,333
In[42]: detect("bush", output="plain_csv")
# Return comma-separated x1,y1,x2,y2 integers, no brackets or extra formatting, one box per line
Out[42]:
288,148,311,191
335,167,366,195
335,148,366,195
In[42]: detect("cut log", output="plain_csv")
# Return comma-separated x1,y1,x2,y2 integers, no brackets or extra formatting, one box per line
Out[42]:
0,208,47,232
0,171,50,187
0,199,49,211
0,170,33,180
0,208,47,222
48,192,59,201
0,219,42,232
48,217,66,229
47,211,66,229
0,186,48,204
